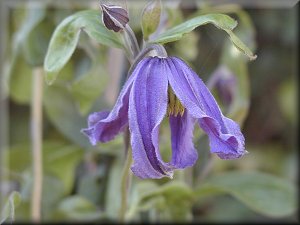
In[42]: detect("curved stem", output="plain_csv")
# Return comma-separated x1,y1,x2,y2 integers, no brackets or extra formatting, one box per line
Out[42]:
119,128,132,222
31,67,43,223
124,24,140,58
127,43,167,78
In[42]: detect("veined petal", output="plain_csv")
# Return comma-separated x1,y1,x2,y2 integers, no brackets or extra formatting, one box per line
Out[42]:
82,58,152,145
169,112,198,168
129,57,172,179
166,57,245,159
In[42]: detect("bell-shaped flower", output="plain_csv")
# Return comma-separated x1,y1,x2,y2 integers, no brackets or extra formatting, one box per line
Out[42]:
82,56,246,179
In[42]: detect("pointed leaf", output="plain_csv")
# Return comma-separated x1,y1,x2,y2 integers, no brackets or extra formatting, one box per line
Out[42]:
151,13,256,60
44,10,123,84
0,191,21,224
195,171,297,218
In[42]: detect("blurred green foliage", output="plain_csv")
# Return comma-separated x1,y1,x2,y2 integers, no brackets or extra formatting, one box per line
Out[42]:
0,1,297,223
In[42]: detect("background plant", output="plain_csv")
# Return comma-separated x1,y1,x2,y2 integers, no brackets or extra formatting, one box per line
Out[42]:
0,0,297,223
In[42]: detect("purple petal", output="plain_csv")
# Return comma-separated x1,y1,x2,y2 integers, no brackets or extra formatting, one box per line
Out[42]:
129,57,172,179
82,58,152,145
169,112,198,168
166,57,245,159
81,111,109,145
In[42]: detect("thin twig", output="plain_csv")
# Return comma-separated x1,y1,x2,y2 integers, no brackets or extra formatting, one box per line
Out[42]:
30,67,43,223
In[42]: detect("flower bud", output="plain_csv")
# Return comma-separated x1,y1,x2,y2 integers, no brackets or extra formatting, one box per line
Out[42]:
141,0,161,40
100,4,129,32
207,65,237,106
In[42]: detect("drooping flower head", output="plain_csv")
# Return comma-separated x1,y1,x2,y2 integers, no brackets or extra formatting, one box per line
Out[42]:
82,56,246,179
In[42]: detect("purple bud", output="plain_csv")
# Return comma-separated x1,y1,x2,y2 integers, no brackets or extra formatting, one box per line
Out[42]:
207,65,237,106
100,4,129,32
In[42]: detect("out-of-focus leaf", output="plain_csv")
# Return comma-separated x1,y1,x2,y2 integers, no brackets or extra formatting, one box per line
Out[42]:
0,191,21,224
70,58,108,115
141,0,161,40
198,196,260,222
151,13,256,60
9,106,30,144
172,31,199,61
127,180,158,219
5,140,83,195
105,158,123,219
127,181,193,221
44,145,83,194
44,85,90,147
8,54,32,104
91,136,123,156
278,79,297,124
12,7,46,55
224,29,257,60
4,145,31,173
11,201,30,222
41,175,66,213
18,173,65,219
77,171,104,206
51,196,103,221
6,7,46,102
22,19,53,67
219,10,256,124
195,171,297,218
7,140,84,220
44,10,123,84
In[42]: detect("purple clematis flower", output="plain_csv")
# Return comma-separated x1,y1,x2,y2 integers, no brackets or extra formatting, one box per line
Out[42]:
82,56,246,179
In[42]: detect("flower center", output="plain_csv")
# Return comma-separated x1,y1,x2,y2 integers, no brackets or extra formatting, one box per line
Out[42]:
167,86,185,117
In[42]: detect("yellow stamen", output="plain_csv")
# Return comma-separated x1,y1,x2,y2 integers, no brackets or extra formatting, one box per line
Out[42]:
167,86,185,117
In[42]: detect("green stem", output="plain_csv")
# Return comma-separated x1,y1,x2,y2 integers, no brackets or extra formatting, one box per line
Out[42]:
127,43,167,78
124,24,140,58
119,129,133,222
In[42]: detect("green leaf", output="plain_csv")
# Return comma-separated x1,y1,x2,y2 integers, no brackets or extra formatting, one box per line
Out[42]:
22,19,54,67
12,7,46,55
8,54,32,104
4,141,83,194
0,191,21,224
105,158,123,219
219,11,256,124
151,13,256,60
70,58,109,115
44,144,83,194
44,10,123,84
77,171,105,206
171,31,199,61
127,181,194,221
44,85,90,147
13,174,65,221
141,0,162,40
195,171,297,218
151,13,237,43
52,196,103,221
278,79,297,123
224,29,257,60
5,7,46,102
